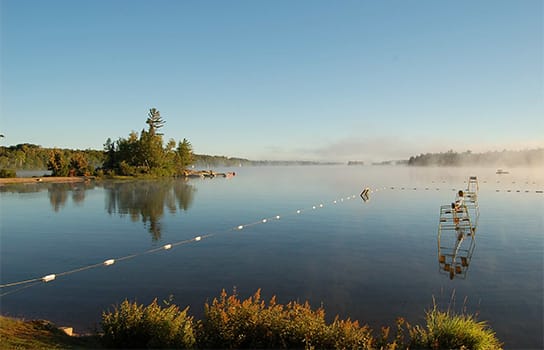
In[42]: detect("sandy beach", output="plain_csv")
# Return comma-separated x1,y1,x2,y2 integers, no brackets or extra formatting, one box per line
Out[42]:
0,177,92,185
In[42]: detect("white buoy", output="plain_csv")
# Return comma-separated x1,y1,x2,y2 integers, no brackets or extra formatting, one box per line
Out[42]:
164,244,172,250
237,225,244,230
319,204,323,207
195,236,202,241
333,200,337,204
276,215,280,219
42,274,56,283
104,259,115,266
262,219,267,223
312,206,316,209
296,209,301,214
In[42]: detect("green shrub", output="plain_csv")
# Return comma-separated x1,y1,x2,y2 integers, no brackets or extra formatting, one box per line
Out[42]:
118,161,136,176
408,306,503,350
94,169,105,178
0,168,16,178
101,298,195,349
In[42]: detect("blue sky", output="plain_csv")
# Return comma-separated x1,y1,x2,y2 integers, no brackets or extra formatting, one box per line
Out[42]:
1,0,542,162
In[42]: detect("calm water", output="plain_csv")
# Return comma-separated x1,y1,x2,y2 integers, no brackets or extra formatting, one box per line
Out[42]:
1,166,543,348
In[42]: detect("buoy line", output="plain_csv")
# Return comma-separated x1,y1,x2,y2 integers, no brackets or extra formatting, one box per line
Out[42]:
0,193,363,297
2,181,540,297
385,186,543,194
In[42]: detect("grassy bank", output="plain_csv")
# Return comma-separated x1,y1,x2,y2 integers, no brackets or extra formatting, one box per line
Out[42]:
0,290,502,349
0,316,101,349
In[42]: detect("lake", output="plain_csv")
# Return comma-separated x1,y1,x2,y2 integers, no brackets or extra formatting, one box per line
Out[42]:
1,166,542,348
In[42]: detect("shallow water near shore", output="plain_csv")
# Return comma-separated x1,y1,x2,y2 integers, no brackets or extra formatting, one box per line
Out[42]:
1,166,543,348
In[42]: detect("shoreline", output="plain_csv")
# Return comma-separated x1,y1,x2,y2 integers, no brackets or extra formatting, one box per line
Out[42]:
0,176,94,185
0,170,235,185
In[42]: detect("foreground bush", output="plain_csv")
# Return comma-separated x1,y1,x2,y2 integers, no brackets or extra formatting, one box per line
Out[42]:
99,290,502,349
198,289,374,349
408,306,503,350
101,299,195,349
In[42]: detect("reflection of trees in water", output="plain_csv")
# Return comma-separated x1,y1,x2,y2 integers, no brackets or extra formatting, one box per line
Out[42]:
48,183,95,212
0,184,43,193
48,184,69,212
1,182,94,211
2,179,195,240
104,180,196,241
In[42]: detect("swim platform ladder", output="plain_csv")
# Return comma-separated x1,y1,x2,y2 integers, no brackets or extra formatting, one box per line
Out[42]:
437,176,480,279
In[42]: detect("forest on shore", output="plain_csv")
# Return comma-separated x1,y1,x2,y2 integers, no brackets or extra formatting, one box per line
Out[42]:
0,108,336,178
1,144,542,178
0,108,542,177
407,148,543,167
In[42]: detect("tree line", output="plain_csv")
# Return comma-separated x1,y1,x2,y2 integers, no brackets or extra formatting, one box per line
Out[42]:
0,143,105,175
2,115,543,176
407,149,544,167
0,108,195,177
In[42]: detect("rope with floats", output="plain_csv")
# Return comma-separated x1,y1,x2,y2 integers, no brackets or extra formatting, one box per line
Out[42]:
1,179,541,297
1,193,364,297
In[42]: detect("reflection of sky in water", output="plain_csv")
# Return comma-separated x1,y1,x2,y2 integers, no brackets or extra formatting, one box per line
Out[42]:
0,166,542,348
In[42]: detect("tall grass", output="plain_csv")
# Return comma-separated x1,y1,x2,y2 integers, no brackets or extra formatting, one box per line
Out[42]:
0,316,101,349
408,305,503,350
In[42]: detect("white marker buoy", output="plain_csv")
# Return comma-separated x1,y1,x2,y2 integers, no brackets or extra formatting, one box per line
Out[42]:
42,274,56,283
103,259,115,266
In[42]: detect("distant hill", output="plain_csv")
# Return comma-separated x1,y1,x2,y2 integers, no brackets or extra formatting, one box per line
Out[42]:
193,154,340,167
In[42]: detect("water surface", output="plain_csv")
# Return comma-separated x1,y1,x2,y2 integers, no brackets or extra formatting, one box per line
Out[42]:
1,166,542,348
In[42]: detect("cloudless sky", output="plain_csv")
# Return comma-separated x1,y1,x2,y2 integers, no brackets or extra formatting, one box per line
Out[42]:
1,0,542,162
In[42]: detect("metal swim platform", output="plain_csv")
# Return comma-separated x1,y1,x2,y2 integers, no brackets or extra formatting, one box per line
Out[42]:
464,175,480,218
437,176,480,280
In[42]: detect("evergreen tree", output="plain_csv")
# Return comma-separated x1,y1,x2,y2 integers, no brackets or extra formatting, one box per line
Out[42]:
177,138,193,171
103,138,116,170
146,108,165,136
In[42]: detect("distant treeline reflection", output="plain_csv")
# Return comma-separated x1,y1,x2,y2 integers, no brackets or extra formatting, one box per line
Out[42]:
1,180,196,240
